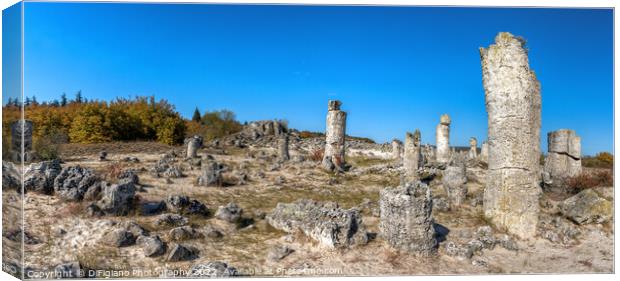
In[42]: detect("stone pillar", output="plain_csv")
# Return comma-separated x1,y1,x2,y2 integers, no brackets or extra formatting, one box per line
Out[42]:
322,100,347,171
379,181,437,256
11,119,33,162
278,134,290,161
391,139,403,161
435,114,451,164
443,163,467,207
468,137,478,160
480,32,542,239
186,135,202,158
543,129,581,191
479,141,489,164
404,130,422,181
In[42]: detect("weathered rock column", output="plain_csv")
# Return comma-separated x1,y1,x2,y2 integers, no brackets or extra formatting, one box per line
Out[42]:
468,137,478,160
479,141,489,163
543,129,581,191
379,181,437,256
186,135,203,158
403,130,422,181
391,139,403,161
442,162,468,207
480,32,542,239
278,134,290,161
322,100,347,171
435,114,451,164
11,120,34,162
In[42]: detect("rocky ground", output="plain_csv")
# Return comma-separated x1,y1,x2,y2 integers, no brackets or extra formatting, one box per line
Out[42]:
2,131,614,278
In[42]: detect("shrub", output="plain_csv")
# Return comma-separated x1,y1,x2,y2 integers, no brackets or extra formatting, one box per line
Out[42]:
309,148,324,162
299,131,323,139
565,170,613,194
33,132,67,160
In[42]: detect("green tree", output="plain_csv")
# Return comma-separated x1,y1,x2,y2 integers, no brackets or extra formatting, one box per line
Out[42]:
192,107,202,122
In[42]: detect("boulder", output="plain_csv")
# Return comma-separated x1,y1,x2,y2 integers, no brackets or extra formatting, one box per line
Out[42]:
559,189,612,225
267,199,368,248
102,229,135,247
136,235,166,257
2,161,20,191
54,262,82,278
165,195,209,216
166,243,198,262
24,160,62,194
267,245,294,261
169,226,202,241
53,166,101,201
215,203,243,223
97,181,136,216
118,169,139,185
154,213,189,227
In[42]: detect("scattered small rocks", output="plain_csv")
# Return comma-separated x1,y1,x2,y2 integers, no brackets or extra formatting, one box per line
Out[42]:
169,226,202,241
154,213,189,227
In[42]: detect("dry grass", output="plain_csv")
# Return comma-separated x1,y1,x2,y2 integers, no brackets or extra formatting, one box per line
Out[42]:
565,170,613,194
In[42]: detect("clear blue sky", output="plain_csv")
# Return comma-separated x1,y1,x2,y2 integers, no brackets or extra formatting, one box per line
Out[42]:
9,3,615,155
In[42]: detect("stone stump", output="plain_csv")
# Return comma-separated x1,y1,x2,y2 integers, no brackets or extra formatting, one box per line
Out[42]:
480,32,542,239
435,114,451,164
322,100,347,171
442,163,468,207
379,181,437,255
468,137,478,160
479,141,489,164
186,135,203,158
391,139,403,161
543,129,582,192
278,134,290,162
11,119,34,162
403,130,422,181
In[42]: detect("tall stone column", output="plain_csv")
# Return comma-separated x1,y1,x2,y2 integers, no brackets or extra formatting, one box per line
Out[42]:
322,100,347,171
279,134,290,162
480,32,542,239
435,114,451,164
391,139,403,161
11,119,33,162
479,141,489,164
468,137,478,160
404,130,422,181
543,129,581,191
186,135,203,158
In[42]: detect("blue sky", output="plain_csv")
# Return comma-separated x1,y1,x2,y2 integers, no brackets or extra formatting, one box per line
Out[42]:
8,3,615,155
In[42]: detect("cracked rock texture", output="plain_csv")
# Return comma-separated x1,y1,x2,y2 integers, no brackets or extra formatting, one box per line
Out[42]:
323,100,347,171
403,130,422,181
436,114,451,164
379,182,437,255
266,199,368,248
480,32,542,239
544,129,582,192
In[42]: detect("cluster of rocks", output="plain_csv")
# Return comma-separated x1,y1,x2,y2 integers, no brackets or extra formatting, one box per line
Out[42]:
152,150,184,178
266,199,368,248
444,226,518,260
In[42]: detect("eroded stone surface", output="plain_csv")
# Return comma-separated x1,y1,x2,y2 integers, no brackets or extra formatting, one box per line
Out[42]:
436,114,451,164
323,100,347,171
403,130,422,181
480,32,542,239
267,199,368,248
543,129,582,192
379,182,437,255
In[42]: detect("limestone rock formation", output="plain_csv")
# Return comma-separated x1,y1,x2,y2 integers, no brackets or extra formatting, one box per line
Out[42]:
322,100,347,171
24,160,62,194
479,141,489,164
266,199,368,248
468,137,478,160
435,114,451,164
442,162,468,207
379,181,437,256
215,202,243,223
53,166,101,201
278,134,290,161
559,189,611,225
185,135,203,158
480,32,542,239
543,129,582,192
97,181,136,216
197,160,224,187
403,130,422,181
391,139,403,161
